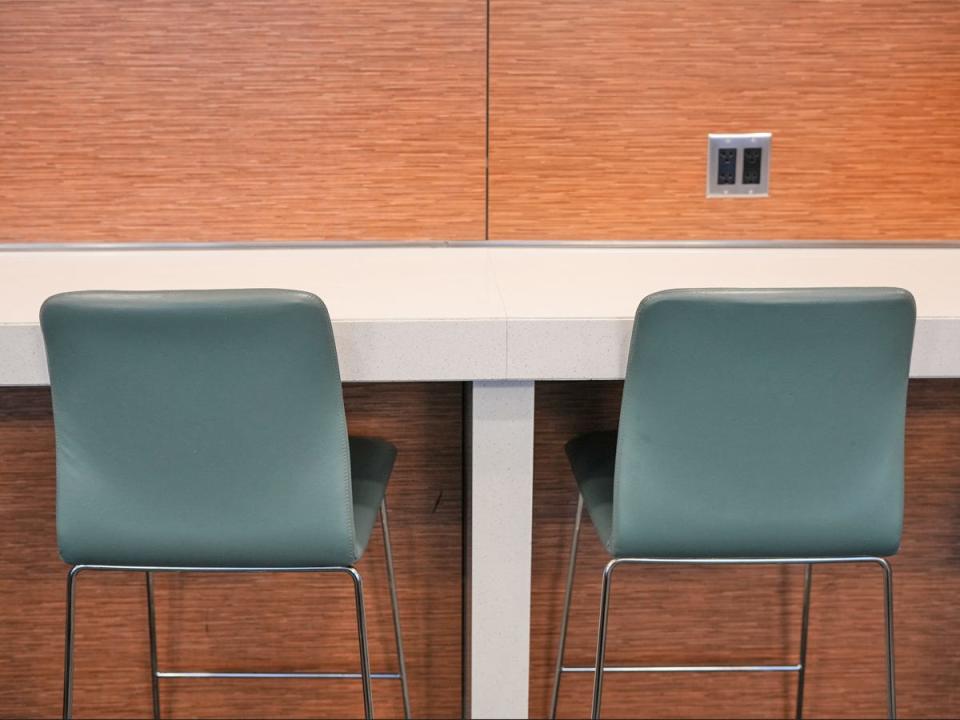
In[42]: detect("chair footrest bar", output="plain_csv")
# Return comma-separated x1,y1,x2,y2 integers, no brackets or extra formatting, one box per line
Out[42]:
561,664,801,673
156,671,401,680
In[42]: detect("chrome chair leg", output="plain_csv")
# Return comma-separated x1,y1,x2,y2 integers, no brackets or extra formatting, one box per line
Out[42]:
550,494,583,719
568,557,893,720
380,499,411,719
145,573,161,720
63,566,82,720
66,565,383,720
349,568,375,720
795,564,813,720
591,559,617,720
876,559,897,719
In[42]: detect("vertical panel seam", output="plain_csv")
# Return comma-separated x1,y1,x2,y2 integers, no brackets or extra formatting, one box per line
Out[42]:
484,0,491,241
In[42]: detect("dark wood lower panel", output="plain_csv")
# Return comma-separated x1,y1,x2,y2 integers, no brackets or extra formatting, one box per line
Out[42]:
0,383,462,719
531,380,960,719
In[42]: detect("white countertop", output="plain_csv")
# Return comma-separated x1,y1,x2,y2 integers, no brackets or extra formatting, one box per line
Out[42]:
0,246,506,383
1,244,959,383
490,246,960,379
0,247,504,323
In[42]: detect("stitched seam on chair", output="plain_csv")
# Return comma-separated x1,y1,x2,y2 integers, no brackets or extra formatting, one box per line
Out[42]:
342,421,355,565
334,360,355,565
611,307,645,558
316,300,355,566
329,319,356,566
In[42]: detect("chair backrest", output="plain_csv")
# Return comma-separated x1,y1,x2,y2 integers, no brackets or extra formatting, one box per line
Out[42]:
41,289,356,568
613,288,916,559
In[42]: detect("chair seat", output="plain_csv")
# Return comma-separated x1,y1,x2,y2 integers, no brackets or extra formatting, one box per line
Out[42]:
349,436,397,560
565,431,618,554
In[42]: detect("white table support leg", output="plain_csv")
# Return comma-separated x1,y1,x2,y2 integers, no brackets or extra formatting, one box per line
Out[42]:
466,381,536,719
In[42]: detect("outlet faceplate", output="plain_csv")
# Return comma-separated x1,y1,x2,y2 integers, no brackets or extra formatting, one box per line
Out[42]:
707,133,772,198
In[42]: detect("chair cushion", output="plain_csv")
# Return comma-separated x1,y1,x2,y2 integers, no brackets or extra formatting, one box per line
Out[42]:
565,431,617,553
350,436,397,560
43,289,360,569
610,288,913,559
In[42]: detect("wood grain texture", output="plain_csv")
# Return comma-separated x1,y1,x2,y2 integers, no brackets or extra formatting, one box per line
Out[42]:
0,383,462,719
0,1,485,242
489,0,960,241
532,380,960,718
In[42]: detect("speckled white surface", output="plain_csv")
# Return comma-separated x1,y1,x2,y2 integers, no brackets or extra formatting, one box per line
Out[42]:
3,245,960,383
0,246,504,323
468,380,535,720
505,318,634,380
503,316,960,380
491,246,960,318
332,319,504,382
0,319,507,385
0,247,507,383
0,324,48,386
492,247,960,379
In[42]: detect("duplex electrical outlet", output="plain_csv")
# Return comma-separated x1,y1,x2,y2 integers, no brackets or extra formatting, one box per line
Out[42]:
743,147,762,184
707,133,772,197
717,148,737,185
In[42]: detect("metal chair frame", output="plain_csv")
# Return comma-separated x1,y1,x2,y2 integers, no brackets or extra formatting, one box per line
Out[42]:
63,499,410,720
550,494,896,720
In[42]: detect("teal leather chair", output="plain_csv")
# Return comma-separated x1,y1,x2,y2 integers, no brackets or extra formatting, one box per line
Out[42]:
550,288,915,720
41,290,410,720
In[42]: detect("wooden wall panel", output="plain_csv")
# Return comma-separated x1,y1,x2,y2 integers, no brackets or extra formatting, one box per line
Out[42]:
532,380,960,718
0,1,485,242
0,383,462,719
489,0,960,241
